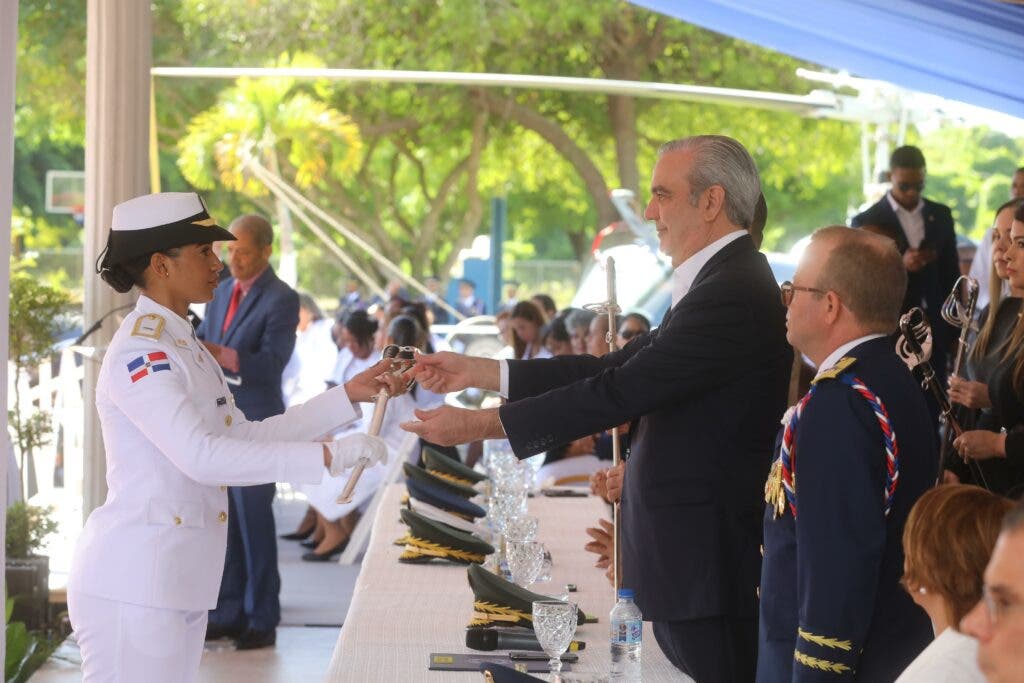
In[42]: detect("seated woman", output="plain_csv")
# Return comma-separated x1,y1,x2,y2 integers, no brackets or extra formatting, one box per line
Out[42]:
300,314,435,561
955,202,1024,496
896,484,1012,682
948,199,1024,492
509,300,551,360
281,293,337,408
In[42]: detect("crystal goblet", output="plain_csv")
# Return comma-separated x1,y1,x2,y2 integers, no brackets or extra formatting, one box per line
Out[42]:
532,599,577,679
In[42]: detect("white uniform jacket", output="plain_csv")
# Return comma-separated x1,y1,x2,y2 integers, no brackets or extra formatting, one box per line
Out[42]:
69,296,361,611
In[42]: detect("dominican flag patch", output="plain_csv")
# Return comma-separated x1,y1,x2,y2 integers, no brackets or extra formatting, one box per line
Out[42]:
127,352,171,383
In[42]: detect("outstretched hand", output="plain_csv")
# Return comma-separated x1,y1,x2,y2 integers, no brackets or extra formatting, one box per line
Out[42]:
400,405,505,446
411,352,500,394
344,358,410,403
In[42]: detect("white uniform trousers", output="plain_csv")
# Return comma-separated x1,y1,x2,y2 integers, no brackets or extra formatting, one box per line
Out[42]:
68,590,207,682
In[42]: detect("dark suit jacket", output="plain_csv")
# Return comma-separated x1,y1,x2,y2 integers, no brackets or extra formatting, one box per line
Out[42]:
499,234,792,621
850,195,958,350
757,337,935,682
197,267,299,421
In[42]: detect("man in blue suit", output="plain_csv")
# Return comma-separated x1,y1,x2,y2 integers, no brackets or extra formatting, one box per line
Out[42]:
198,214,299,650
405,136,792,682
758,227,935,681
851,146,959,387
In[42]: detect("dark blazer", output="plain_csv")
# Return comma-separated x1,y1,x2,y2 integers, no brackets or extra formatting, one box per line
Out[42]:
757,337,935,682
851,195,959,350
499,234,792,621
197,267,299,421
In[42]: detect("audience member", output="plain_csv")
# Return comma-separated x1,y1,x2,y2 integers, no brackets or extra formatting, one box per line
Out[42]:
337,277,363,318
455,278,485,317
851,145,959,389
954,203,1024,497
970,168,1024,311
948,199,1024,493
961,497,1024,682
502,280,521,310
584,313,621,357
510,300,551,360
540,312,573,357
563,307,596,355
531,293,558,320
896,484,1011,682
616,312,651,348
759,226,935,681
281,293,336,408
423,275,451,325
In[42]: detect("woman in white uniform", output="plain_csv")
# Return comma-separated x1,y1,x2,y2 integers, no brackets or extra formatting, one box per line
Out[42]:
67,192,397,682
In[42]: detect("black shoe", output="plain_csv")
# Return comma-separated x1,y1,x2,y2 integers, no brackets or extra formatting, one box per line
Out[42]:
234,628,276,650
279,526,314,541
206,623,243,641
299,538,319,549
301,538,349,562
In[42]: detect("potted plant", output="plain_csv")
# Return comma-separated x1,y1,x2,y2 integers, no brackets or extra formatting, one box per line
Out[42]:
5,501,58,630
5,596,63,683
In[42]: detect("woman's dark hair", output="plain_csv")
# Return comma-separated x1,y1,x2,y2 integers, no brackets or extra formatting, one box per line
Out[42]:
541,314,570,346
342,309,378,349
100,248,180,294
297,292,323,321
387,314,426,350
531,294,557,318
622,312,651,334
510,300,547,359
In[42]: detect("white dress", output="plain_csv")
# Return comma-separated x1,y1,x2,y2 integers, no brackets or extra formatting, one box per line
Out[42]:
894,627,986,683
281,318,337,408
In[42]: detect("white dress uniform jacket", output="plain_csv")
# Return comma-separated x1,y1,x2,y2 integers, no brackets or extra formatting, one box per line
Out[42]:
69,296,361,611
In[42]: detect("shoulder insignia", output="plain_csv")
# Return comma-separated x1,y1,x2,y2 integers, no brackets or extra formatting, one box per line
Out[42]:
131,314,165,340
812,356,857,383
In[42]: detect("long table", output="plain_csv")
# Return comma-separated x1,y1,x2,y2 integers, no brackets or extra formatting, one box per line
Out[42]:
327,483,690,681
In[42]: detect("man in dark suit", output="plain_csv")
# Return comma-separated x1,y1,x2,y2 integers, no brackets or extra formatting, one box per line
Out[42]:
198,214,299,650
759,227,935,681
850,145,958,386
404,136,792,682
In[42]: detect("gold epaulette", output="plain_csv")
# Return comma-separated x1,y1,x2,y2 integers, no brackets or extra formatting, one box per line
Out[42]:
131,313,165,340
812,356,857,384
427,469,474,487
469,601,532,627
399,536,485,564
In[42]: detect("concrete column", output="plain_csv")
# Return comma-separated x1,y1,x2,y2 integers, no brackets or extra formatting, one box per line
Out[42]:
2,0,20,664
82,0,152,518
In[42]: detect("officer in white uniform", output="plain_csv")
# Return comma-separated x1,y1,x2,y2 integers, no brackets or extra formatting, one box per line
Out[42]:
67,192,398,682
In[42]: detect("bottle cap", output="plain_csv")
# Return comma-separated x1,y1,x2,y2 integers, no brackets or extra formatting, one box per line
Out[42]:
617,588,635,599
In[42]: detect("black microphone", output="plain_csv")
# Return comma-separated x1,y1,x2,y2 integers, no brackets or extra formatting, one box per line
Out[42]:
465,628,585,652
74,303,136,346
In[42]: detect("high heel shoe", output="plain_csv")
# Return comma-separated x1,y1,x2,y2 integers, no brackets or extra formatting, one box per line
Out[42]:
279,525,314,541
301,538,349,562
300,538,320,549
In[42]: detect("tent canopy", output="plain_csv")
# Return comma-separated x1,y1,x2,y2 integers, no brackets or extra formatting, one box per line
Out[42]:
633,0,1024,120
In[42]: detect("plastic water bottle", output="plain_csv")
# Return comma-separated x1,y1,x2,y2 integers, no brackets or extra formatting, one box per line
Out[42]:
610,588,642,681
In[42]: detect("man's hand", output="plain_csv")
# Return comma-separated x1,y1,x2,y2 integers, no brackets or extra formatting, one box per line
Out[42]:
344,358,409,403
590,468,609,500
902,247,936,273
948,375,992,410
411,352,501,394
584,518,613,568
605,462,625,503
566,435,597,457
400,405,505,446
953,429,1007,461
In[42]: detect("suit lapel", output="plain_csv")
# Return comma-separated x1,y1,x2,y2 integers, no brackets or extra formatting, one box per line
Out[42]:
921,200,940,249
223,267,274,345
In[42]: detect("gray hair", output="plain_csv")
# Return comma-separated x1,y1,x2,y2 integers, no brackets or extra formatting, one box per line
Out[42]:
658,135,761,229
565,307,596,333
229,214,275,248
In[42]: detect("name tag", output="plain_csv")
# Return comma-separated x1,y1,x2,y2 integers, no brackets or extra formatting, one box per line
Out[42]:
216,397,227,406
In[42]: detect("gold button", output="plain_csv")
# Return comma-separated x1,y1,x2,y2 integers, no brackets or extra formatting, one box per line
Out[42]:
224,415,232,426
219,485,227,492
173,516,183,526
760,544,764,557
756,586,761,599
218,511,228,523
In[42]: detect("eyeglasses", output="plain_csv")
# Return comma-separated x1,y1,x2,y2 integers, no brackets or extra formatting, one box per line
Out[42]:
780,281,827,307
896,181,925,193
980,586,1024,625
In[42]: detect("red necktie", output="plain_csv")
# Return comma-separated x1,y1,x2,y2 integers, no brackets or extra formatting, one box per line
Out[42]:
221,282,242,335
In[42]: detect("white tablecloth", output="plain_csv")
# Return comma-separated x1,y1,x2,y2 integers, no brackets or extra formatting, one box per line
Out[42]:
326,483,690,681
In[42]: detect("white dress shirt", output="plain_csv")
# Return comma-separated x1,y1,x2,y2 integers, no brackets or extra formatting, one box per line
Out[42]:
814,334,887,377
887,192,926,249
894,628,985,683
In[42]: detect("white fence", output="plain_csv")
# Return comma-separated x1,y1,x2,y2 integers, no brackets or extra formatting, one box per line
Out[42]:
7,348,86,500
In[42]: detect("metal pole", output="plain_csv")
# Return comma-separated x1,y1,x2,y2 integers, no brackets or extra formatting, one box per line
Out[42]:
490,197,506,315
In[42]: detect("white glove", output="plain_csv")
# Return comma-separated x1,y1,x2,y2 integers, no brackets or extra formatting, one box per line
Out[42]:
327,433,389,475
